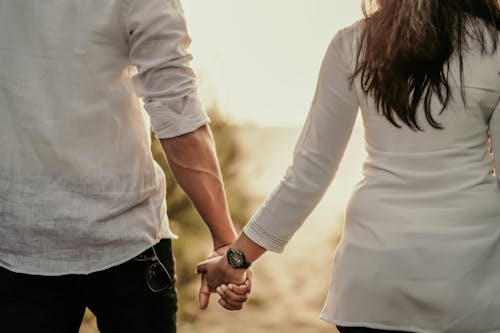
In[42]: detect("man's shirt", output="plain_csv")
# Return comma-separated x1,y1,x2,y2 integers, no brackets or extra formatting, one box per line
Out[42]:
0,0,209,275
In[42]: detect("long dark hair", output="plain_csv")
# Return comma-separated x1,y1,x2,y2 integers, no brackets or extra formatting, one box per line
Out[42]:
353,0,500,130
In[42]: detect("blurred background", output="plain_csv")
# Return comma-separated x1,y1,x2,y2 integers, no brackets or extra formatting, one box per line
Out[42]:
80,1,365,332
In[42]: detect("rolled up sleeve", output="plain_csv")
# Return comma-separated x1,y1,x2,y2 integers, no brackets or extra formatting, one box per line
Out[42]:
124,0,209,139
243,31,360,252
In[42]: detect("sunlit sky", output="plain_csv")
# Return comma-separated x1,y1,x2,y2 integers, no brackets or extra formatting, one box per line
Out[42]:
182,0,363,126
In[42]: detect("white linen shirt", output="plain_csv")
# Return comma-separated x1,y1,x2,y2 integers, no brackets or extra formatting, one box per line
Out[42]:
0,0,209,275
244,22,500,332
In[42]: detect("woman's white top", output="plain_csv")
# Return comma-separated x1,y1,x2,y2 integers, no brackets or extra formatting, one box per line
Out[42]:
244,21,500,332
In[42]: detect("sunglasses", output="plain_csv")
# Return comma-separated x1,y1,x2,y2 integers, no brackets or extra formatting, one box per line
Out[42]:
134,246,175,293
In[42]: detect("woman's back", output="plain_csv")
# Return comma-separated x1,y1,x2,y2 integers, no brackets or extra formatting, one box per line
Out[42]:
244,16,500,333
240,2,500,332
348,19,500,228
323,21,500,332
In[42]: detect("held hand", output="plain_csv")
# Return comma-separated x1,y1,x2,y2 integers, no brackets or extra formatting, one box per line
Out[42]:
198,245,233,310
196,256,251,310
197,256,246,290
215,270,252,310
209,244,232,259
198,273,212,310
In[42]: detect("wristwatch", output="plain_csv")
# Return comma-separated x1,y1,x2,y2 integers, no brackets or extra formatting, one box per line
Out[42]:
226,248,251,269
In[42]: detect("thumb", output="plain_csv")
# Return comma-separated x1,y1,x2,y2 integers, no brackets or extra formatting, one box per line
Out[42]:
196,259,211,274
199,273,211,310
196,256,220,274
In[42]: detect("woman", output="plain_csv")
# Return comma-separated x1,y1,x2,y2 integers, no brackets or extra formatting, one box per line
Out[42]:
198,1,500,332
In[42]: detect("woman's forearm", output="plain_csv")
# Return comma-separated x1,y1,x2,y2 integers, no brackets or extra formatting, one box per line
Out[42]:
231,232,267,263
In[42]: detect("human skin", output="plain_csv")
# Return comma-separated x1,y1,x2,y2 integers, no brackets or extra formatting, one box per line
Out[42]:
160,124,252,310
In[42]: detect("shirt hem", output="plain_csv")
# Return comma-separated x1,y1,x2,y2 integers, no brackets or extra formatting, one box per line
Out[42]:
320,316,440,333
0,237,175,277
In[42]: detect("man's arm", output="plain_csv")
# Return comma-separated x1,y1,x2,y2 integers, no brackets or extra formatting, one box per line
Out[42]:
124,0,250,309
160,124,237,251
161,125,251,310
125,0,236,256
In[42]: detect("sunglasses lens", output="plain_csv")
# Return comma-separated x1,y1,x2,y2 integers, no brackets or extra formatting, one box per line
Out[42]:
146,262,173,292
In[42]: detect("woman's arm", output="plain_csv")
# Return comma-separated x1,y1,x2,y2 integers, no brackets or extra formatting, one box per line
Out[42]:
198,29,360,289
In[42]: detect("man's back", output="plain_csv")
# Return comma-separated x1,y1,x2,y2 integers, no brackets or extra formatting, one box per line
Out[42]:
0,0,208,275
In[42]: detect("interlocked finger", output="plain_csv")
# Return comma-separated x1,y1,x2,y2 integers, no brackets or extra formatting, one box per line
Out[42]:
217,284,249,304
218,295,244,311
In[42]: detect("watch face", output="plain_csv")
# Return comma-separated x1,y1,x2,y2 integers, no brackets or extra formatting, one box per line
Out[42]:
228,249,245,268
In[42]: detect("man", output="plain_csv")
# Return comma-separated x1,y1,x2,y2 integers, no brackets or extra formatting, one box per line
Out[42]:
0,1,249,332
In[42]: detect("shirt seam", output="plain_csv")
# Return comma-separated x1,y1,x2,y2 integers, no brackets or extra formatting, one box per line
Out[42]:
489,94,500,126
333,22,365,106
494,94,500,113
336,28,361,107
119,0,135,46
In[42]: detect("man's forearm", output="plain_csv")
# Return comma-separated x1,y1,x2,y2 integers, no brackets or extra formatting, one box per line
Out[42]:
160,125,237,249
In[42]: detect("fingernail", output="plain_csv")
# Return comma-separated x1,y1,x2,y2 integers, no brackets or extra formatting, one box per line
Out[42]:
216,286,222,293
228,284,234,290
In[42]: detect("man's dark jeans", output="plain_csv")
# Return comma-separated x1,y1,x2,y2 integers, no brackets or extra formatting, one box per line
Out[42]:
0,239,177,333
